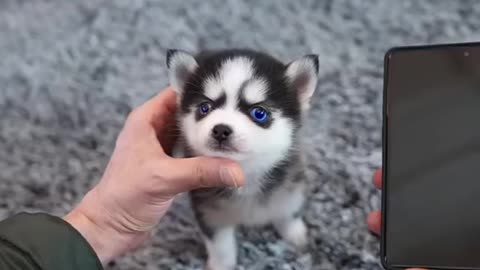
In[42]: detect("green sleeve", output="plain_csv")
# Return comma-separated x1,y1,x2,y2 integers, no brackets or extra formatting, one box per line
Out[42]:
0,212,103,270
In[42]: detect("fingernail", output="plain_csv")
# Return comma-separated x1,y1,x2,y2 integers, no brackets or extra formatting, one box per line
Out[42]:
220,167,238,188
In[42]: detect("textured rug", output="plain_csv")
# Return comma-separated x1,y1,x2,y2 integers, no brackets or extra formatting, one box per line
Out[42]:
1,1,480,269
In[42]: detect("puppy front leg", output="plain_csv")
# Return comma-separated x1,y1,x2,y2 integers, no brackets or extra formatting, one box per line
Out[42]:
273,189,308,248
274,215,308,248
205,226,237,270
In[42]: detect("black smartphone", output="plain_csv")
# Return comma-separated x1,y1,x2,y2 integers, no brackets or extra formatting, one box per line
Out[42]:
382,42,480,270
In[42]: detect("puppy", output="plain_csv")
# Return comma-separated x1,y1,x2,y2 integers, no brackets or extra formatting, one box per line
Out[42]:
166,49,318,270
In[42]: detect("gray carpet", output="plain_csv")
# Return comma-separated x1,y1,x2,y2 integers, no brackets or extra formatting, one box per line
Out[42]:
1,1,480,269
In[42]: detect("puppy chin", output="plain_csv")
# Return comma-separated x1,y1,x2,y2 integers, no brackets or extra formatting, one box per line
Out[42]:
193,142,248,161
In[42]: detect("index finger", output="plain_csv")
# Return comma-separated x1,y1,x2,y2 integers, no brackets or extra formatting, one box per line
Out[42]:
129,87,178,133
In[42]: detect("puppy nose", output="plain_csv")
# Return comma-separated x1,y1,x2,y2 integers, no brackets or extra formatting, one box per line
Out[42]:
212,124,233,142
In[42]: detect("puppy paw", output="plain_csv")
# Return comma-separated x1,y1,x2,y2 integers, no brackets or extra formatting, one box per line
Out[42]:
206,257,236,270
204,226,237,270
276,218,308,249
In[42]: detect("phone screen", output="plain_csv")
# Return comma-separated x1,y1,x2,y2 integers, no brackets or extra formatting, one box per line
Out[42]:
383,44,480,269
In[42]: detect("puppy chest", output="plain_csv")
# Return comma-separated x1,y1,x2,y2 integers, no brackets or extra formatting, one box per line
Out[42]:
204,187,304,226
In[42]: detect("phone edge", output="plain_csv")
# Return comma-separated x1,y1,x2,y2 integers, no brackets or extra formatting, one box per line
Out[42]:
380,46,396,270
380,40,480,270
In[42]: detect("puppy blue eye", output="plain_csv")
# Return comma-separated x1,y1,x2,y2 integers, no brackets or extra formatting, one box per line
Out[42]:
250,107,269,123
199,102,212,115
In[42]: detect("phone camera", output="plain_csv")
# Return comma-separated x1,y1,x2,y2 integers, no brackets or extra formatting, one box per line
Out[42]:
464,51,470,57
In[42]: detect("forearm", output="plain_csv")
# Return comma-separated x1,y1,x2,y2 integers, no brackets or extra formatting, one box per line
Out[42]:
0,212,103,270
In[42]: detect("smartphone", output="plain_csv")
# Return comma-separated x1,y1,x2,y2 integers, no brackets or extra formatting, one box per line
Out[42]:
382,42,480,270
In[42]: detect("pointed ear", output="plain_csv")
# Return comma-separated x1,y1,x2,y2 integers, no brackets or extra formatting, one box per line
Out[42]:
285,54,319,111
166,49,198,96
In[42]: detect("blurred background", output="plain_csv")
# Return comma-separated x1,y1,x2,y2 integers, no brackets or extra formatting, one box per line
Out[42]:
1,0,480,269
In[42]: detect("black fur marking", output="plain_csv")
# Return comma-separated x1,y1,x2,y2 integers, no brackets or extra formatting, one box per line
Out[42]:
166,49,178,69
212,92,227,108
260,149,300,198
194,92,227,121
176,65,192,89
304,54,319,73
292,169,306,183
190,197,215,239
181,90,203,114
178,49,303,125
190,187,235,239
260,159,289,196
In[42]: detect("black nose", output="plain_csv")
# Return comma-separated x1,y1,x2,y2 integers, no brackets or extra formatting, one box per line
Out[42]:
212,124,233,142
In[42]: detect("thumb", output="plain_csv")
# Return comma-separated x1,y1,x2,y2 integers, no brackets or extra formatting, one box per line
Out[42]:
163,157,245,194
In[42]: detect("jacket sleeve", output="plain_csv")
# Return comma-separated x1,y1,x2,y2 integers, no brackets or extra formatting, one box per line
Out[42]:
0,212,103,270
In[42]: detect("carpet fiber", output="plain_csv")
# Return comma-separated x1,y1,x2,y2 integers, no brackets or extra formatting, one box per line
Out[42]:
1,1,480,269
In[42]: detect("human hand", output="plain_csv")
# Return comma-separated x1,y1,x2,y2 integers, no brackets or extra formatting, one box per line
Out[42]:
64,87,245,265
367,169,426,270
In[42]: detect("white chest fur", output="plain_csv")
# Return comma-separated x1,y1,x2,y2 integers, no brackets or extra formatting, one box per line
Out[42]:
202,178,305,228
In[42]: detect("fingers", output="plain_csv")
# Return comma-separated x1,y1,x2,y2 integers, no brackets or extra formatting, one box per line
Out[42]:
374,169,382,189
158,157,245,195
138,87,177,120
127,87,178,133
147,88,178,134
369,169,383,235
158,113,179,155
121,87,179,152
367,211,381,235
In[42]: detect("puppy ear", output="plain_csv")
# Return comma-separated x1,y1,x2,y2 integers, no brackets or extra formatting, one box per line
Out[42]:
285,54,319,111
166,49,198,96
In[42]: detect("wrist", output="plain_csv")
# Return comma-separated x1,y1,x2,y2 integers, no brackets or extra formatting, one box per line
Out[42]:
63,190,148,265
64,209,115,265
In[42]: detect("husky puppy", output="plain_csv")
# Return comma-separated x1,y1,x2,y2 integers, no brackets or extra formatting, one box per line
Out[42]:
166,49,318,270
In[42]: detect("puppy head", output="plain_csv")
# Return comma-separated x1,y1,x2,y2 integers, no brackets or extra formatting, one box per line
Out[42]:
166,49,318,162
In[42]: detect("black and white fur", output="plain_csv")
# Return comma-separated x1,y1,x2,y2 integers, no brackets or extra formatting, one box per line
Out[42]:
167,49,318,270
